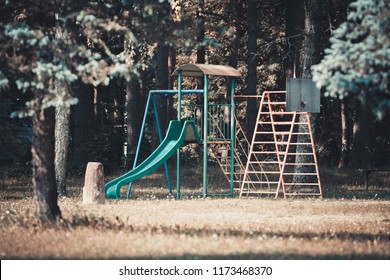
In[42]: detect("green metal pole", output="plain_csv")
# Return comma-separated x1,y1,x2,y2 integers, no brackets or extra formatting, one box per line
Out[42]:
203,75,209,197
176,71,182,200
126,91,152,199
229,78,236,197
151,94,172,195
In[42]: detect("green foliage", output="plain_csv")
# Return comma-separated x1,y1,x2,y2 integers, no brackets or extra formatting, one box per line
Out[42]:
312,0,390,120
0,0,145,117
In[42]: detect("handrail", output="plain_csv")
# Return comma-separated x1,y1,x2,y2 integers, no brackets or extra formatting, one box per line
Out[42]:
149,89,204,95
234,91,287,99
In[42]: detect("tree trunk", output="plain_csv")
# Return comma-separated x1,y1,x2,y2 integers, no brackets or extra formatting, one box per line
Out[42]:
94,87,103,126
55,81,71,196
351,95,371,169
83,162,105,204
196,0,206,118
32,106,61,223
152,0,171,148
228,0,242,70
338,98,350,168
294,0,324,180
110,78,125,167
222,0,243,141
126,75,141,168
196,0,206,66
167,46,176,121
153,42,169,149
54,15,71,196
283,0,304,79
246,0,258,143
301,0,323,79
330,0,350,169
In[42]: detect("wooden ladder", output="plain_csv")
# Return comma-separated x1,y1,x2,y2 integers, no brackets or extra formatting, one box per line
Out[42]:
211,116,259,191
239,91,322,198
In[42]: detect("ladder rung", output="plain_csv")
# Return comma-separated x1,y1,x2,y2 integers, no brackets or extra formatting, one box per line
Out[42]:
247,162,280,165
284,183,319,186
248,161,279,164
284,153,314,155
240,190,278,194
272,122,294,125
267,101,286,105
284,162,316,166
242,180,280,184
219,164,241,168
270,112,295,115
282,173,318,176
258,122,294,125
284,193,321,196
247,171,281,174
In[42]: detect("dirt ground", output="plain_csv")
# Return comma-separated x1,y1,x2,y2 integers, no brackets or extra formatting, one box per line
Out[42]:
1,196,390,259
1,165,390,259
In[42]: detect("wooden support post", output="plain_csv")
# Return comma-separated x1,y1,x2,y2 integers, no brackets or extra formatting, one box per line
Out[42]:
83,162,105,204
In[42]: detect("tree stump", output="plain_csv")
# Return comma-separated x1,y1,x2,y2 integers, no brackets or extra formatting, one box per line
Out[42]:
83,162,105,204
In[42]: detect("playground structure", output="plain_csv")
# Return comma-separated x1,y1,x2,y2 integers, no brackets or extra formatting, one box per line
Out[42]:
105,64,322,199
105,64,240,199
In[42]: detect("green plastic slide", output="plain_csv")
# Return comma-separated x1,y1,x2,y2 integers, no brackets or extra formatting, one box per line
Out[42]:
105,120,199,199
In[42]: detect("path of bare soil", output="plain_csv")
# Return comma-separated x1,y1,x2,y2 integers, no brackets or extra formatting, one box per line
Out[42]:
1,197,389,259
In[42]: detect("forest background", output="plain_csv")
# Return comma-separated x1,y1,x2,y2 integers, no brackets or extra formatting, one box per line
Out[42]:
0,0,389,223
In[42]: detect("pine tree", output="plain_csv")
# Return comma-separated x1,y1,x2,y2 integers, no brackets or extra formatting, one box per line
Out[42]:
312,0,390,120
0,0,140,223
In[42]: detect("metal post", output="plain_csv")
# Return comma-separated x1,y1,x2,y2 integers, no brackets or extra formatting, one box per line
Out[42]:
152,94,172,195
203,75,209,197
176,71,182,200
126,91,152,198
229,78,236,197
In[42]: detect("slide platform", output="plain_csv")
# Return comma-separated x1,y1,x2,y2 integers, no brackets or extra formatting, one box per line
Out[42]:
105,120,199,199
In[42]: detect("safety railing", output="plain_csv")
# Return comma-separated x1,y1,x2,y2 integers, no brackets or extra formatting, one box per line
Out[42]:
181,103,232,141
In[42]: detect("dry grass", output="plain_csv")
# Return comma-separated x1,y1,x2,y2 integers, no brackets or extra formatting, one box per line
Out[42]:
0,165,390,259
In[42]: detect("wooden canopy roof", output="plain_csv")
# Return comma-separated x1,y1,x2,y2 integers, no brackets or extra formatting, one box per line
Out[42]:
172,63,240,77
